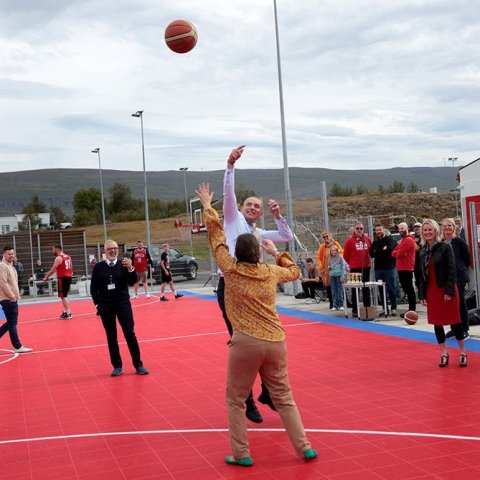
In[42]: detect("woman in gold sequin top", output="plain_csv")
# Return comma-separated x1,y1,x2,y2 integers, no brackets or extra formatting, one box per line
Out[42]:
196,183,318,467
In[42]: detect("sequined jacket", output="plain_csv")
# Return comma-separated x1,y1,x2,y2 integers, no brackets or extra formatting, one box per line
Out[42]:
204,208,300,342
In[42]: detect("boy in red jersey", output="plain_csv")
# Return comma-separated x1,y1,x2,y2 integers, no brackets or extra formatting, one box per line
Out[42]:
44,245,73,319
131,241,154,299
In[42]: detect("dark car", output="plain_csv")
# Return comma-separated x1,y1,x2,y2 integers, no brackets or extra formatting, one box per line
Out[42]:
127,245,198,282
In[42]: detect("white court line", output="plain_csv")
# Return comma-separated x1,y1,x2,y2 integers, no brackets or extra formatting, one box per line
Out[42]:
0,348,18,365
21,298,160,325
0,321,319,357
1,427,479,446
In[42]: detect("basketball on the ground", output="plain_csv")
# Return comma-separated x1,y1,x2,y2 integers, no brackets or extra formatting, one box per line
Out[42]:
165,19,198,54
404,310,418,325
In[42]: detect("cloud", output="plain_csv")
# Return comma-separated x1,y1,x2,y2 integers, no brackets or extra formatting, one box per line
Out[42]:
0,0,479,173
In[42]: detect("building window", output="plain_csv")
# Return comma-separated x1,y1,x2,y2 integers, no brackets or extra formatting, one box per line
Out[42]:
1,225,10,234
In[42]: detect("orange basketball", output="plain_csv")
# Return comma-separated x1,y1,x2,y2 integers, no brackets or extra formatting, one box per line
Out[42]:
404,310,418,325
165,19,198,54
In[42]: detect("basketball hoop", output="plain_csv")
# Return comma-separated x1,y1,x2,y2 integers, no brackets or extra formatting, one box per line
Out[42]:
178,225,192,241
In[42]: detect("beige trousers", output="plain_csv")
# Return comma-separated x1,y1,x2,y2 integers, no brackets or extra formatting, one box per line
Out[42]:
226,330,311,459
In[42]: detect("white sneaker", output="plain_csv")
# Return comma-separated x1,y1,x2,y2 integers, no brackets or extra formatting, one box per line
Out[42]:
331,307,337,311
131,294,138,299
339,306,345,311
15,345,33,353
145,294,151,299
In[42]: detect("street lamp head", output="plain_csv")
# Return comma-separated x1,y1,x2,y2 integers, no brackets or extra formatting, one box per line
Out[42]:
91,148,100,154
131,110,143,118
179,167,188,171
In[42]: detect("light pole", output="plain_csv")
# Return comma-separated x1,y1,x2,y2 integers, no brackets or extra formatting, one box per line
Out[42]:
91,148,108,244
179,167,194,256
273,0,297,293
448,157,459,216
131,110,151,249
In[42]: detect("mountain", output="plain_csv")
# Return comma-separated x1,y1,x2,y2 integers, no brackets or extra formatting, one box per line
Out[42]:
0,166,458,215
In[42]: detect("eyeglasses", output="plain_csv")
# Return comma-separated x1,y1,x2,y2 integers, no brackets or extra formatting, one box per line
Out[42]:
355,227,364,230
322,236,329,239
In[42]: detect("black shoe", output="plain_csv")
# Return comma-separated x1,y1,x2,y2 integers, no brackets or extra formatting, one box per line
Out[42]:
245,400,263,423
160,296,168,302
400,313,405,319
445,330,455,339
439,354,449,368
111,367,123,377
258,392,277,412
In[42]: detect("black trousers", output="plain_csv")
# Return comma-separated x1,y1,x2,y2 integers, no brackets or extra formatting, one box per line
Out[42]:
398,270,416,311
217,277,233,336
302,280,322,299
99,301,143,369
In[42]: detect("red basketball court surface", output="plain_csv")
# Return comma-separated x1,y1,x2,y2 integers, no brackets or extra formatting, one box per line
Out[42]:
1,291,480,479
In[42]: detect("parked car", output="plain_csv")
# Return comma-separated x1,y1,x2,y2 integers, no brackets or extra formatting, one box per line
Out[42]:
126,245,198,281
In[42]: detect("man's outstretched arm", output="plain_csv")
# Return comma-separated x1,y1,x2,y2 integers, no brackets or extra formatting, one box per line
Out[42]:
223,145,245,223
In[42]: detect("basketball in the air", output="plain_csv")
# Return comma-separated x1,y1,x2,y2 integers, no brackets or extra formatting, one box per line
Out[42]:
404,310,418,325
165,19,198,54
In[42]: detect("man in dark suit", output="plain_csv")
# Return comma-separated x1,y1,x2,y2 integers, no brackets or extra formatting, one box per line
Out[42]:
90,239,149,377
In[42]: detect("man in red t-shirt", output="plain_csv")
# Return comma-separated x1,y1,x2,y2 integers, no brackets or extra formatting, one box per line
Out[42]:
44,245,73,319
131,241,154,299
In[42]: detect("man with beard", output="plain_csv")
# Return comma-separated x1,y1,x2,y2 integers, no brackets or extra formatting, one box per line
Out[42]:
370,225,397,316
343,222,372,318
392,222,417,316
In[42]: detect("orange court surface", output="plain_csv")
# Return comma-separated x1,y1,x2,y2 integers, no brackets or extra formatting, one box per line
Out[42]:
1,291,480,479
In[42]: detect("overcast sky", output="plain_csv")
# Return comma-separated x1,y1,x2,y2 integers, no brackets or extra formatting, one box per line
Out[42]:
0,0,479,173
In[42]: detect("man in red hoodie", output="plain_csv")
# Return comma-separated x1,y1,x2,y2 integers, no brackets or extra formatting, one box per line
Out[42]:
392,222,416,316
343,222,372,318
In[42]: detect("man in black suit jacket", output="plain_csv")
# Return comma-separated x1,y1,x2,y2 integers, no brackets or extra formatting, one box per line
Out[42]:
90,239,149,377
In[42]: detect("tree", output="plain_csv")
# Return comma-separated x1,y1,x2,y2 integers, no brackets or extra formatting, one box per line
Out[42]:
108,183,136,214
330,183,343,196
355,184,369,195
388,181,405,193
73,188,103,212
73,188,103,226
407,182,420,193
49,206,69,229
330,183,353,196
19,195,48,230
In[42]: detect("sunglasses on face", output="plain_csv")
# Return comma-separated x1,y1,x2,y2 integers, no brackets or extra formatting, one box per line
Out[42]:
355,227,364,231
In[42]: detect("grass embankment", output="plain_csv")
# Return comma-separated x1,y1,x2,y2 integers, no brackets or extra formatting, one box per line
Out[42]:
84,215,211,260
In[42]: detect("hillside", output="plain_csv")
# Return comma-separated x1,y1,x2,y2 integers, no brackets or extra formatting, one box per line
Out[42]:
0,166,459,215
83,192,459,248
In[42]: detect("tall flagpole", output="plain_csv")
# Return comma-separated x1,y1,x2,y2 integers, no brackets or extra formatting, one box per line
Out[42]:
273,0,297,293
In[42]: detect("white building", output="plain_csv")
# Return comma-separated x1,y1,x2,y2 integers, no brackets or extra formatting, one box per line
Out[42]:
0,213,51,234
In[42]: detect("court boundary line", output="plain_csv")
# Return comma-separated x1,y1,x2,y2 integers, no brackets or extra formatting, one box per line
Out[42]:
1,427,479,446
